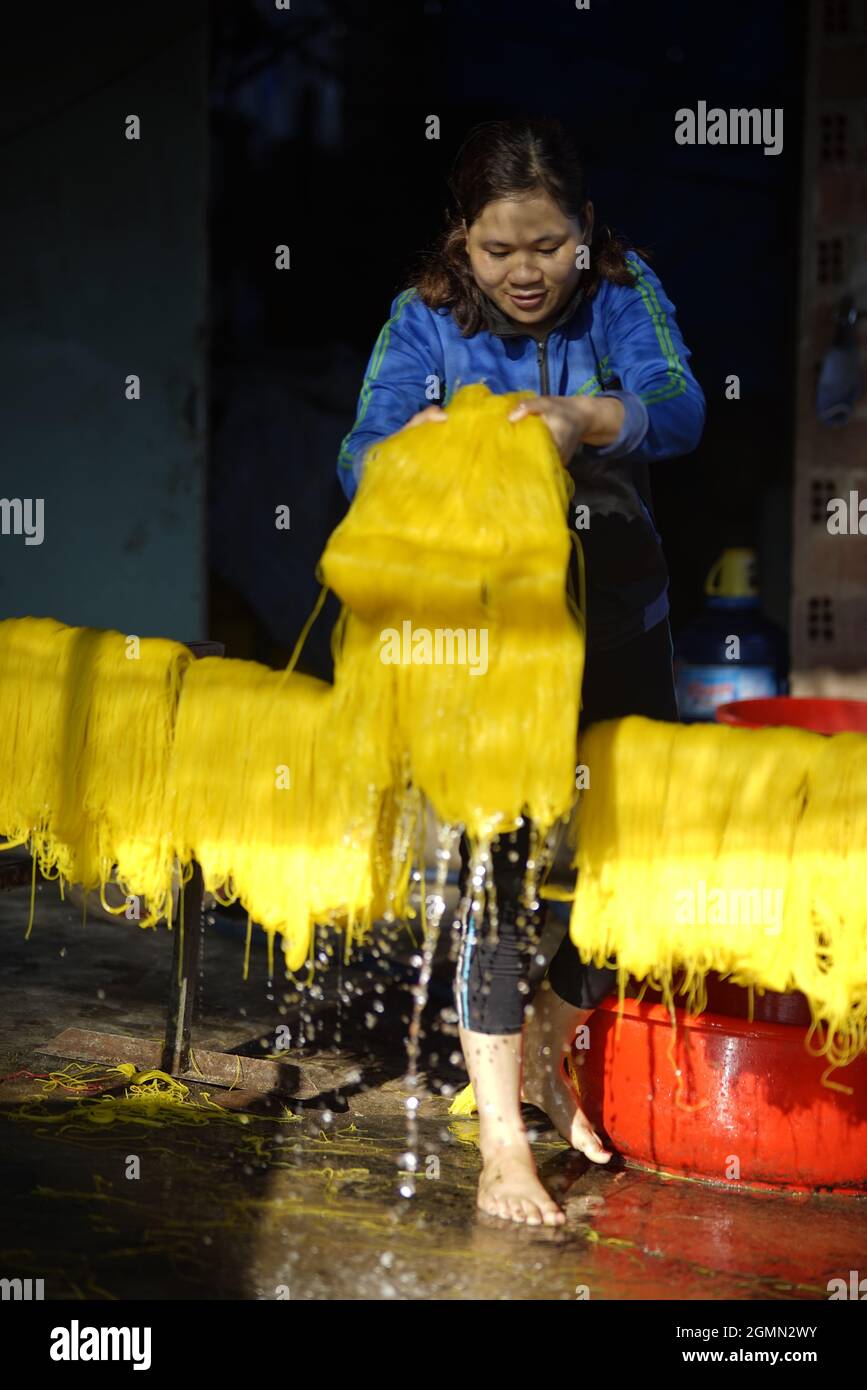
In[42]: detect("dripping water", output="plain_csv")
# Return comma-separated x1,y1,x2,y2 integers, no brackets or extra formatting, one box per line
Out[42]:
398,819,459,1199
521,820,543,916
383,767,421,924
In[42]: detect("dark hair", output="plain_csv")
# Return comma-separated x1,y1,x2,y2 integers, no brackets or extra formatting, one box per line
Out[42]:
410,118,642,336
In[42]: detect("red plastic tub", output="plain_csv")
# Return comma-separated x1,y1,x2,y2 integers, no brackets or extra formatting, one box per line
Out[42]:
580,996,867,1193
574,693,867,1192
716,695,867,735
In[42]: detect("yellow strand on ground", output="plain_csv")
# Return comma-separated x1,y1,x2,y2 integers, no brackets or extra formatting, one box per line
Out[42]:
569,716,867,1066
9,1062,303,1137
448,1081,478,1117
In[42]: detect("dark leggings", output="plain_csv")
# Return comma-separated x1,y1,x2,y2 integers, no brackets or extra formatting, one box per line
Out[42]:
454,618,679,1034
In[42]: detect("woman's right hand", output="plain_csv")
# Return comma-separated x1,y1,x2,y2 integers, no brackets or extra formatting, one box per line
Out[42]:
402,404,447,429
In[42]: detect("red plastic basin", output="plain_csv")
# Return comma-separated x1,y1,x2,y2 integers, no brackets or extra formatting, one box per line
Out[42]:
578,996,867,1193
586,694,867,1190
716,695,867,735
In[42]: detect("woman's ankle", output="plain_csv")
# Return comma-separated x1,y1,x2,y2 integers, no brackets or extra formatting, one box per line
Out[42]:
527,985,591,1044
478,1127,533,1164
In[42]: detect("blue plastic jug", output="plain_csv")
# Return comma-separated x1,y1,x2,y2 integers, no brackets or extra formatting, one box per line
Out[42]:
674,548,788,723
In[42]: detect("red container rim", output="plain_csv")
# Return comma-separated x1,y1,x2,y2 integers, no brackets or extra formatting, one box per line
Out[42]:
716,695,867,735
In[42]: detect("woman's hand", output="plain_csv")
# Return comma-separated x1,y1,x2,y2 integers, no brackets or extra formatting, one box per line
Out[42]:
403,404,447,429
508,395,625,464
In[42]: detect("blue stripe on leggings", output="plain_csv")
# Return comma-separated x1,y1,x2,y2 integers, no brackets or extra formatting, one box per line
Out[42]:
458,913,476,1029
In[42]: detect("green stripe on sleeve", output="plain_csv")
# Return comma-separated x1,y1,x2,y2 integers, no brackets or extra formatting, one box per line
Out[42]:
626,256,688,406
338,288,418,471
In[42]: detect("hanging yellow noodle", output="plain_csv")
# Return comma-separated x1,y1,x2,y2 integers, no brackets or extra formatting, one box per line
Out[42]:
321,382,585,841
165,656,393,972
0,615,190,925
569,716,867,1066
4,385,867,1078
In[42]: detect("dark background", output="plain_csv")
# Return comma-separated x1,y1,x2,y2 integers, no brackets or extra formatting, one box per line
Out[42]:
0,0,805,669
208,0,805,678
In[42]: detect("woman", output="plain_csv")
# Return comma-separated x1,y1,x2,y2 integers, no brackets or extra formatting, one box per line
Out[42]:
336,118,706,1226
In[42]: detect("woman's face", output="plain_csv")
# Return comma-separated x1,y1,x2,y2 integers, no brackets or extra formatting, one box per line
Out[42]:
464,190,587,332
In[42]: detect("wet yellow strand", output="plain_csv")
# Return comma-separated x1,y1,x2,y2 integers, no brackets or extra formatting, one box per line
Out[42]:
569,716,867,1069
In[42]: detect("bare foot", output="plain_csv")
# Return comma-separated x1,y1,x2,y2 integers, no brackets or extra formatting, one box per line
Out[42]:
477,1143,565,1226
522,1052,612,1163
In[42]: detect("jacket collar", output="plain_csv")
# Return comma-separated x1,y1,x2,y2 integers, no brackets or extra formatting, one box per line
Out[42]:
479,278,586,339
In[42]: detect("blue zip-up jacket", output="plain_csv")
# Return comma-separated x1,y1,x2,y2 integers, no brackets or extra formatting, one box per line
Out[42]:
337,252,706,650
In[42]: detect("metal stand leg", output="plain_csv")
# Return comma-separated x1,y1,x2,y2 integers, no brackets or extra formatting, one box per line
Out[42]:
161,860,204,1075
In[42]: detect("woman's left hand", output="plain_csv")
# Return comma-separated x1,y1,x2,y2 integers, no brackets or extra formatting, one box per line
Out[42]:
508,395,624,464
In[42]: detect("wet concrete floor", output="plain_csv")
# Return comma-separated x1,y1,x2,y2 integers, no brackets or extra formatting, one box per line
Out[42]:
1,873,865,1300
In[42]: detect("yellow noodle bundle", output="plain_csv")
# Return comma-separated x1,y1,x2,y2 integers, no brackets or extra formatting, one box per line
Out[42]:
321,383,585,839
0,616,190,925
166,657,393,972
0,388,585,966
570,716,867,1064
0,617,81,867
6,382,867,1067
